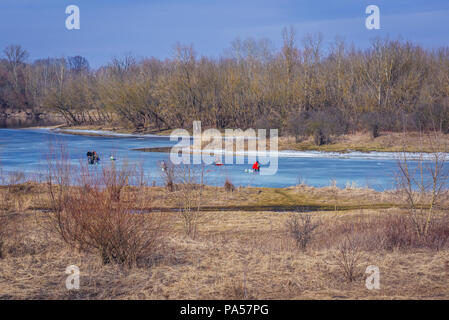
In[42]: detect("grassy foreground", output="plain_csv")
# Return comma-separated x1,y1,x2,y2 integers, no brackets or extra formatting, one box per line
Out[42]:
0,182,399,212
1,209,449,299
1,183,449,300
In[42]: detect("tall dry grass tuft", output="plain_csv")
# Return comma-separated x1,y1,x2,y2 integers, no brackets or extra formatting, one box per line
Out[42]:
0,169,33,213
0,213,8,258
318,212,449,253
0,164,30,258
0,163,8,258
45,142,168,268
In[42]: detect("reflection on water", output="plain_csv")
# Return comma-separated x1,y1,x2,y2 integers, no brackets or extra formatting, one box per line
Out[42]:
0,117,62,129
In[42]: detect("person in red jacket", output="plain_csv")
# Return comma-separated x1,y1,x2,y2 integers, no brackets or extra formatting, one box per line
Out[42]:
252,161,260,172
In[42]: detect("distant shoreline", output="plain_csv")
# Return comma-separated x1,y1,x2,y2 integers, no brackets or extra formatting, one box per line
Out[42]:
4,124,447,154
49,125,449,154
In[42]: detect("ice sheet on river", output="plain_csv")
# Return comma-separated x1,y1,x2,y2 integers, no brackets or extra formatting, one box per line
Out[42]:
52,128,444,160
199,149,441,161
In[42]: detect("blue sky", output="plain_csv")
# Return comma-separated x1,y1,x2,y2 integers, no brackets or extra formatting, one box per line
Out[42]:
1,0,448,67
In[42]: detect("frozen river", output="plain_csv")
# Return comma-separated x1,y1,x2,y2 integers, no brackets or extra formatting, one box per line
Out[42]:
0,128,427,191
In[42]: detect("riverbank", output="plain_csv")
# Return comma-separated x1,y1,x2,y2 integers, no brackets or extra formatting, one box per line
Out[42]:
50,125,449,153
0,109,64,129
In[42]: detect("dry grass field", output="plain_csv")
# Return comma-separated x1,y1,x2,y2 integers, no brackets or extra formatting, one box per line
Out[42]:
279,131,449,153
1,182,449,300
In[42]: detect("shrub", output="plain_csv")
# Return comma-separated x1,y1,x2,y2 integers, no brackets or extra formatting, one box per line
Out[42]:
224,178,235,192
412,103,449,133
0,166,8,258
160,160,176,192
287,112,309,142
171,164,205,239
360,112,381,138
46,146,166,267
334,235,363,282
371,123,380,138
289,110,349,146
323,213,449,252
254,111,284,136
378,213,449,250
0,211,20,259
285,211,320,251
376,215,411,250
313,128,328,146
0,214,7,258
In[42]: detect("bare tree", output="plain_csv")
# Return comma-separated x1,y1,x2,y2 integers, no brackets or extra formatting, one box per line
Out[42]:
396,131,449,240
2,34,449,137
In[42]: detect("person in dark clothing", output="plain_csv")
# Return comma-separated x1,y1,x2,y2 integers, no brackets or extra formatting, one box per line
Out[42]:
86,151,93,164
92,151,99,164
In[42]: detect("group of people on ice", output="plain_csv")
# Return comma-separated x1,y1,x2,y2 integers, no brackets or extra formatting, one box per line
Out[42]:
88,150,260,172
214,157,260,172
86,150,100,165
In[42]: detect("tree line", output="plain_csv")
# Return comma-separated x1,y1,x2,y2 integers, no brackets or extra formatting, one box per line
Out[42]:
1,27,449,143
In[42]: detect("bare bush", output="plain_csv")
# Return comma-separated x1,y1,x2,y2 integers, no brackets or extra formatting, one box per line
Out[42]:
375,214,415,250
224,178,235,192
319,212,449,252
313,128,328,146
0,213,8,258
334,235,364,282
0,176,20,259
288,112,309,142
46,143,166,267
0,164,8,258
367,214,449,251
170,164,205,239
360,112,381,138
285,211,320,251
160,160,176,192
